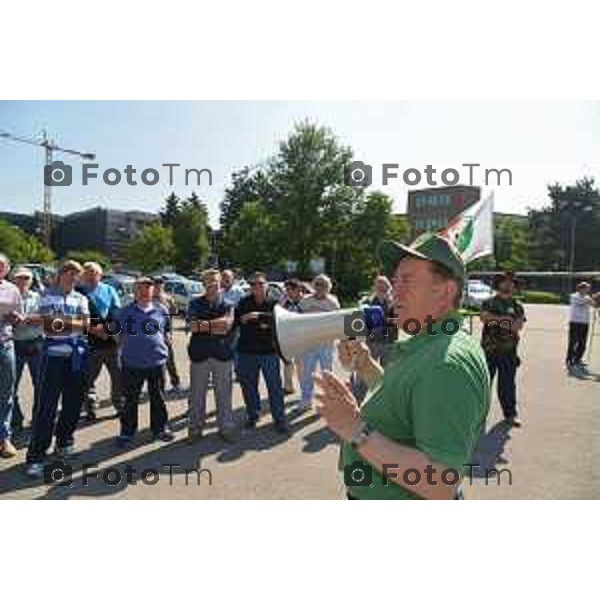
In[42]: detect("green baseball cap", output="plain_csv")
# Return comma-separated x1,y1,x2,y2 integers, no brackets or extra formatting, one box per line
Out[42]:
378,232,466,283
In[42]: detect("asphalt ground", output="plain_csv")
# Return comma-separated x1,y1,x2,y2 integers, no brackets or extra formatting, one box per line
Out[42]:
1,304,598,499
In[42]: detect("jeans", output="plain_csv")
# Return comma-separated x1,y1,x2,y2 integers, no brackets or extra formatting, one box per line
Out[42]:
189,358,234,432
237,353,285,424
0,342,16,441
26,354,88,463
120,364,169,436
13,339,43,428
351,340,394,405
300,345,333,403
486,353,519,419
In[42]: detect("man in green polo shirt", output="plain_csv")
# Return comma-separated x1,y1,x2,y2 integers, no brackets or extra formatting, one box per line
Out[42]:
314,232,490,500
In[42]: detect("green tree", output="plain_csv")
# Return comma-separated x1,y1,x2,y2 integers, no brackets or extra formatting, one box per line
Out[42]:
160,192,182,228
126,223,175,273
0,219,54,264
220,201,282,273
65,249,112,271
528,177,600,270
220,167,272,232
172,196,210,274
268,121,358,276
494,215,530,271
324,191,402,300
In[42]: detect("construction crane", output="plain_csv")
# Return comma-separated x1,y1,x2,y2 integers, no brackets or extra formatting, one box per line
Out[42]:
0,129,96,247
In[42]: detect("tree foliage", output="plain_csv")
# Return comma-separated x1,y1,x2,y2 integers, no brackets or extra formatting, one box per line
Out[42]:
0,219,54,264
126,222,175,274
528,177,600,271
172,195,210,274
65,249,112,271
217,121,402,299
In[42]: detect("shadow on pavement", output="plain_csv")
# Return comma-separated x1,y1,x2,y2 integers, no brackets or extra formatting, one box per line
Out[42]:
469,419,512,478
0,397,321,499
301,425,339,453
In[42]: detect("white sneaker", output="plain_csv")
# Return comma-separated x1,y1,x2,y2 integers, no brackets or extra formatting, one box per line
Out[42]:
25,462,44,478
297,400,312,412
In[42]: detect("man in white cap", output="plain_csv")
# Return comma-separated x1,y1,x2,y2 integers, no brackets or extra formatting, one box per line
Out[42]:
11,266,44,433
565,281,600,374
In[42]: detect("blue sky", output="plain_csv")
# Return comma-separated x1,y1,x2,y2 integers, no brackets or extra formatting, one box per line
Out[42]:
1,101,599,227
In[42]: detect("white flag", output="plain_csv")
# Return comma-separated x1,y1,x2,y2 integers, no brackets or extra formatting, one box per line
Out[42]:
439,192,494,263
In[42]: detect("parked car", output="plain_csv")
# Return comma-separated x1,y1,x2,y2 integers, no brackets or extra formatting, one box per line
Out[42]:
103,274,136,305
267,281,285,302
156,272,186,282
17,263,55,292
464,280,493,309
163,279,205,315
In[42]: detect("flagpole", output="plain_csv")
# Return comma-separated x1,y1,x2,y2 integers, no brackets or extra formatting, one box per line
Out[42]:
587,308,596,364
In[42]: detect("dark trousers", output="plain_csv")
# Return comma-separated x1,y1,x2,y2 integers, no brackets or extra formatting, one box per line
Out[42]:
85,346,122,413
566,322,589,365
165,338,180,387
121,365,169,436
26,355,87,463
486,353,519,420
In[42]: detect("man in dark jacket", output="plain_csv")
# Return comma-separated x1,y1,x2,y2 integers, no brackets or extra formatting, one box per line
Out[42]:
235,271,288,433
480,271,526,428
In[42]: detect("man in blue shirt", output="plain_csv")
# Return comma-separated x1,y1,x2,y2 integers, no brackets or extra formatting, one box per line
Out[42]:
115,277,174,446
80,262,122,421
25,260,90,478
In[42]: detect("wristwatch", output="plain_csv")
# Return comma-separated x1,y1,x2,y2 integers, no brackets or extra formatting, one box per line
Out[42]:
350,419,374,450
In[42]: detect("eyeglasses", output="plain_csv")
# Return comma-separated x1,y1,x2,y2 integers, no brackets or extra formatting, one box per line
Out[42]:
251,281,267,287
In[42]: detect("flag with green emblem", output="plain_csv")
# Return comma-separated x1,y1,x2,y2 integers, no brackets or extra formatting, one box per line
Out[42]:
439,192,494,263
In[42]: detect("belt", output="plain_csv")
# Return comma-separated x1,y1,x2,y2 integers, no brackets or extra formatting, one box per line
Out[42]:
44,337,89,372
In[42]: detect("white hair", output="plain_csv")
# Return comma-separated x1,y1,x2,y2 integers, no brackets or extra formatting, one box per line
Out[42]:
83,261,103,275
0,253,10,267
313,273,332,293
374,275,391,290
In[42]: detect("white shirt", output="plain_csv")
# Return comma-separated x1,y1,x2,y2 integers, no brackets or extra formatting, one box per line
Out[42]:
569,292,595,324
0,279,23,344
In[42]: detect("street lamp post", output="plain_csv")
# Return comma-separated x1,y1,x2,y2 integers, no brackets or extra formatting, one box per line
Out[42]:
568,204,593,290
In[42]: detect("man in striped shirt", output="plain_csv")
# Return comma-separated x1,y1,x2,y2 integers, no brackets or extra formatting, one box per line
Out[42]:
25,260,90,478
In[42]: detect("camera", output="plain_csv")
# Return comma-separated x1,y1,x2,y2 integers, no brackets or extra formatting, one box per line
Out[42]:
44,160,73,186
43,314,73,338
344,161,372,187
343,306,385,338
44,461,73,485
344,461,373,487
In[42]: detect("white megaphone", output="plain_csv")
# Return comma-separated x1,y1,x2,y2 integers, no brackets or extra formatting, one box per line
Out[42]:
273,304,385,363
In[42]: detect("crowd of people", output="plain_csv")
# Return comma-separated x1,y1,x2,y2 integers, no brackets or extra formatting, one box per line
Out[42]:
0,243,598,497
0,252,375,478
